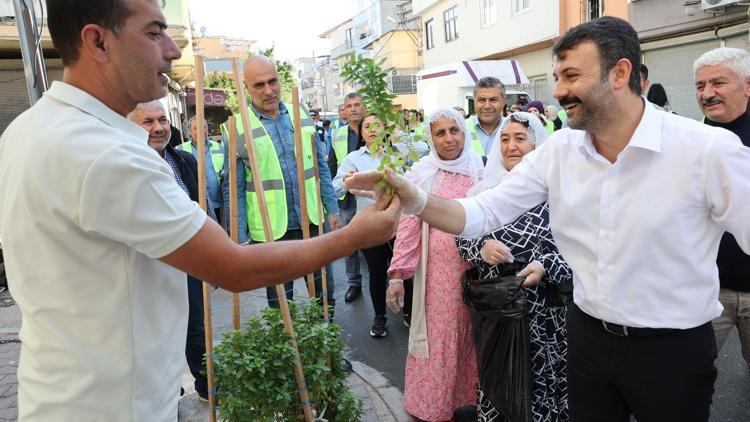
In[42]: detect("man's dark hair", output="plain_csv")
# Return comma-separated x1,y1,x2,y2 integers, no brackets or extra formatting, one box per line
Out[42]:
552,16,643,95
640,64,649,81
473,76,506,97
646,83,669,108
47,0,135,66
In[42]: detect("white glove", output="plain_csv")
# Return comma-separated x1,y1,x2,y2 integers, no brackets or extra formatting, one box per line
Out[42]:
385,169,427,215
346,168,428,216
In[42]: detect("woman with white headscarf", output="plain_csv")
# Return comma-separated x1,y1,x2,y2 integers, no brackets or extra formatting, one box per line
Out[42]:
457,112,573,422
385,108,483,421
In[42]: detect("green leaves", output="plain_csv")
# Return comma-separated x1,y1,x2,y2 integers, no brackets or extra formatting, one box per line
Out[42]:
212,300,362,421
341,55,423,182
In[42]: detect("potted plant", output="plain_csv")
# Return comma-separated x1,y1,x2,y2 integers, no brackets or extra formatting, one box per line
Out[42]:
212,300,363,421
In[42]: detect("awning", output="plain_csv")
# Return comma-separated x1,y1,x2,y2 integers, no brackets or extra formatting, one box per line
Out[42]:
417,60,529,86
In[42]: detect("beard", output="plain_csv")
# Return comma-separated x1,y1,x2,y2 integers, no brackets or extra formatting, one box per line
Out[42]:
559,79,617,133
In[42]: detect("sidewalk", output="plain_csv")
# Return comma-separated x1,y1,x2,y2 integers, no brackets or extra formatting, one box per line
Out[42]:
0,286,410,421
0,289,20,421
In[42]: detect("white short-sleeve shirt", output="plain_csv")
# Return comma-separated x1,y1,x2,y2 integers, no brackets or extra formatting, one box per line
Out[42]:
459,100,750,329
0,82,206,421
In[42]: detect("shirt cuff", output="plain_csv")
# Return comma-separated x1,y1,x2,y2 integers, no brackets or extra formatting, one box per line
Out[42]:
456,197,485,239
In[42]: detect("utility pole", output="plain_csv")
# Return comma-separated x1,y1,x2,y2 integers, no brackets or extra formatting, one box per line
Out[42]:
13,0,48,105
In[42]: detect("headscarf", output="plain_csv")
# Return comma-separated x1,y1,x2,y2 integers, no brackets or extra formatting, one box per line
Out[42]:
407,107,484,193
467,111,548,196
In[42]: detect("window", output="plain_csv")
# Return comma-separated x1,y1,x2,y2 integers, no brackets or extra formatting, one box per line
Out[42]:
587,0,603,21
512,0,531,15
425,19,435,50
345,28,354,48
481,0,498,27
444,6,458,43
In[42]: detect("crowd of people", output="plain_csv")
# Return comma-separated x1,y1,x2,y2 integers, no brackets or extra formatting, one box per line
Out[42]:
0,2,748,422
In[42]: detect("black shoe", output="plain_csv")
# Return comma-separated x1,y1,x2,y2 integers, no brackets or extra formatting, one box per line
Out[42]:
370,315,387,337
344,286,361,302
342,358,353,372
453,405,478,421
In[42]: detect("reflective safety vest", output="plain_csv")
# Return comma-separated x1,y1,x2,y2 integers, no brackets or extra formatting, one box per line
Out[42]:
544,119,555,135
177,140,225,177
331,125,350,168
221,103,321,242
412,124,426,142
331,125,350,200
466,116,486,156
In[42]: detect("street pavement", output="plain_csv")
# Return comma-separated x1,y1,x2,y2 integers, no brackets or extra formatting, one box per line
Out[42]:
0,255,749,421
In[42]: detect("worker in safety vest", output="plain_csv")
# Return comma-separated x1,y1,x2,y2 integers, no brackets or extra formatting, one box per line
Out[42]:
178,116,225,221
330,103,348,133
221,56,341,309
467,76,506,157
328,93,366,303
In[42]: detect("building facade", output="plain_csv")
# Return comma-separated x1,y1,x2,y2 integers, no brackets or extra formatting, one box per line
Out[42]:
323,0,420,110
413,0,628,106
0,0,195,133
630,0,749,119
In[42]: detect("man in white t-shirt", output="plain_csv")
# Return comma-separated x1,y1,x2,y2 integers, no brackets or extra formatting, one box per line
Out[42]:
0,1,400,420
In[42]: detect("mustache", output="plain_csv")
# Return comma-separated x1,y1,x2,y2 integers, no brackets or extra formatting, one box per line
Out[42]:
702,96,723,106
558,96,581,108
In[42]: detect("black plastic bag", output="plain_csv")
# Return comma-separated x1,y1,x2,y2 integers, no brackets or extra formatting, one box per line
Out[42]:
462,263,532,422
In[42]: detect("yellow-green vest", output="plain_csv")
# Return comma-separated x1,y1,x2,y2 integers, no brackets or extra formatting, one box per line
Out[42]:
466,116,486,156
544,119,555,135
177,140,225,177
221,103,321,242
331,125,350,168
331,125,350,200
412,124,426,142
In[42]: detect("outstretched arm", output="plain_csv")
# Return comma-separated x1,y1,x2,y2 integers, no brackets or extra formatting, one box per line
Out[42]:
160,194,401,292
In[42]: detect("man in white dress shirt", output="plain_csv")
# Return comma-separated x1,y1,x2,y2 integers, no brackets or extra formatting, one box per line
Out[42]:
347,17,750,421
0,1,400,420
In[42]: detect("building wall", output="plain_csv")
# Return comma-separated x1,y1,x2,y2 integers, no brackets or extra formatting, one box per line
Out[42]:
371,31,420,69
0,59,63,133
629,0,746,41
420,1,559,68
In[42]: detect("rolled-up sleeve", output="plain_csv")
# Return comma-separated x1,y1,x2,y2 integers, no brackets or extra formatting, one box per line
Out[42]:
457,145,551,239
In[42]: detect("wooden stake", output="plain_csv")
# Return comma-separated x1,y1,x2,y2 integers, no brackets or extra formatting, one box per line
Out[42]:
194,55,218,422
291,87,316,299
308,132,330,320
227,117,241,331
231,58,315,422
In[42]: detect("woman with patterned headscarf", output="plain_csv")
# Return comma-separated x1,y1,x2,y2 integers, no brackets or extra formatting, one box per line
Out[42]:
386,107,484,421
458,112,574,422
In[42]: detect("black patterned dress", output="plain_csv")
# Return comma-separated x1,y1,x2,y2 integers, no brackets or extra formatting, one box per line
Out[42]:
456,202,572,422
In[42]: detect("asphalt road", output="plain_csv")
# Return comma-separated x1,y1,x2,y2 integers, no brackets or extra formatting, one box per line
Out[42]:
211,254,749,421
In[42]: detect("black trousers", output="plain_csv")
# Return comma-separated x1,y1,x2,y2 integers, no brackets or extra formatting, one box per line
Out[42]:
567,304,717,422
361,240,394,316
185,275,208,396
261,224,335,309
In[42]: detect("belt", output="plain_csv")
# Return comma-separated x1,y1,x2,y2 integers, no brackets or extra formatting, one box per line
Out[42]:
577,306,682,337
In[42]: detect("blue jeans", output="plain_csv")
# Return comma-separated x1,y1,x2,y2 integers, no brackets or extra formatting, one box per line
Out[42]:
339,203,362,287
261,224,336,309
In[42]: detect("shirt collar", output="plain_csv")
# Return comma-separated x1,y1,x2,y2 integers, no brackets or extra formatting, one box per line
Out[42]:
577,96,662,158
45,81,148,142
474,116,503,137
251,101,288,121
